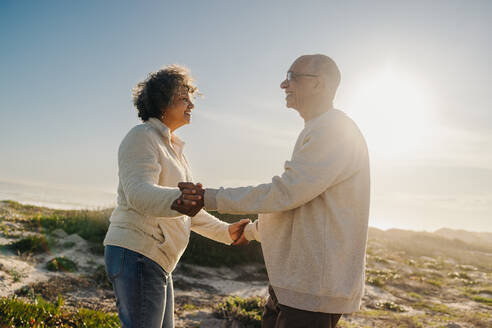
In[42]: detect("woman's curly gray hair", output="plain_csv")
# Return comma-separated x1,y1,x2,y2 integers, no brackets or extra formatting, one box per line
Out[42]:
132,65,199,121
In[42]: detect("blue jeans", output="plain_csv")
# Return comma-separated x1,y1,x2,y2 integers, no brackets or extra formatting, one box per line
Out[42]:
104,245,174,328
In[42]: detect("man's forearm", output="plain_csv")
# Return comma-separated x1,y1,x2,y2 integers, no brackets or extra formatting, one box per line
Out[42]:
204,188,219,210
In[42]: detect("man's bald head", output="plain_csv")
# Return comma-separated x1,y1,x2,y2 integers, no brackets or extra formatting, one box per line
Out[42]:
295,54,341,101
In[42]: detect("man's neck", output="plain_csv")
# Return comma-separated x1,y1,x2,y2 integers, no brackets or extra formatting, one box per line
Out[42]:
299,101,333,122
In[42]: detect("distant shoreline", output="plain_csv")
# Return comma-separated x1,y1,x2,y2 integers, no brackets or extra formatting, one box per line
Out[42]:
0,199,115,211
0,180,116,211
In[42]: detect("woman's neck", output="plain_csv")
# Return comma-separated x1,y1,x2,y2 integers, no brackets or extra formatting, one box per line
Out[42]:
161,117,179,133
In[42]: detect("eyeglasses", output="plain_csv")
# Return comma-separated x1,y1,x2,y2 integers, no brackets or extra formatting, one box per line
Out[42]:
286,71,319,82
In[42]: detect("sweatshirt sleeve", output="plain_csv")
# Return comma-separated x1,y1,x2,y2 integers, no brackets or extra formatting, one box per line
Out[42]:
190,209,233,245
209,117,365,214
118,127,183,218
243,220,261,242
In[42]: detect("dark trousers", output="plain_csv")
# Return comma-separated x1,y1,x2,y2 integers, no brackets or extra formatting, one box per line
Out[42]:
262,285,342,328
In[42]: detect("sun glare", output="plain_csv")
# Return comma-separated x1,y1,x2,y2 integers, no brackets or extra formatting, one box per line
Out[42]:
348,66,436,160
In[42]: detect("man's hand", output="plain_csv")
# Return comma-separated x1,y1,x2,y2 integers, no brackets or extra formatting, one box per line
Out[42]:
171,182,204,217
228,219,250,245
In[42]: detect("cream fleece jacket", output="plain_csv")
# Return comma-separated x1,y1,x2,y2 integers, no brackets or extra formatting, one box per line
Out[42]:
103,118,233,274
205,109,370,313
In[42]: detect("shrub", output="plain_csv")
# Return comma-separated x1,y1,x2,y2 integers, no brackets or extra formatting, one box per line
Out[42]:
181,211,264,267
46,257,78,272
92,265,112,289
62,241,76,249
6,235,50,254
89,243,105,255
214,296,266,327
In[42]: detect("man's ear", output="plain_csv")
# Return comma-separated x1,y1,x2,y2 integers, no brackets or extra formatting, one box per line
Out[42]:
312,76,325,94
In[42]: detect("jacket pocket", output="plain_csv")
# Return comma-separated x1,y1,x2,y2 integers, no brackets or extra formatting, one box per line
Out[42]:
157,222,189,258
156,223,171,251
104,245,125,281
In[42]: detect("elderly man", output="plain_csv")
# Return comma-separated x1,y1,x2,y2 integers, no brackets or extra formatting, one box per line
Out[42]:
173,54,370,328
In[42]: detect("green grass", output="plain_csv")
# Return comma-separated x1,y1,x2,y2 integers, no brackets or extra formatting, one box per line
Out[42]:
376,301,406,312
214,296,265,327
2,200,39,212
372,256,390,264
46,257,78,272
448,271,471,280
407,292,422,300
472,295,492,305
0,295,120,328
426,278,443,287
414,301,453,315
365,269,400,287
9,268,23,282
27,209,112,244
182,303,197,311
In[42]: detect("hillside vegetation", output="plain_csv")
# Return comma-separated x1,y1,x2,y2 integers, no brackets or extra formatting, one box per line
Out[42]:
0,200,490,327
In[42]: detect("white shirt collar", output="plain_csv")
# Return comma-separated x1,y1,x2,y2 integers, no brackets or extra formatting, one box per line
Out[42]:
146,118,186,150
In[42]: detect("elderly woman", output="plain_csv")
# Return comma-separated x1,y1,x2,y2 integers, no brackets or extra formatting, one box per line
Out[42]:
103,65,249,328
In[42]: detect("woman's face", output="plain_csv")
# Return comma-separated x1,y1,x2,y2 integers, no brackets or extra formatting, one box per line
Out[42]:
162,91,194,131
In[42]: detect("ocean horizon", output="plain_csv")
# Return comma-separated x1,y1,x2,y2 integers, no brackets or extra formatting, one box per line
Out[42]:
0,180,116,210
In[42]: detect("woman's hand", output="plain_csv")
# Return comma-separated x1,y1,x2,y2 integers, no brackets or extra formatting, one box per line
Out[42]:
171,182,205,216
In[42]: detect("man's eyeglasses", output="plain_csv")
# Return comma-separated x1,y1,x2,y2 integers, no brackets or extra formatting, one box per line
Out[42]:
286,71,319,82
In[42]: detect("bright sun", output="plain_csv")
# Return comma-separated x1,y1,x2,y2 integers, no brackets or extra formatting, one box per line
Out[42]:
347,66,436,160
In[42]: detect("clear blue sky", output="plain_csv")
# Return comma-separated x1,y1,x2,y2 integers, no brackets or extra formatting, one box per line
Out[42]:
1,0,491,232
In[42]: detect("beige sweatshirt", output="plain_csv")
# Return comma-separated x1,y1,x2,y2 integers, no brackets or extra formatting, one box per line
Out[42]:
205,109,370,313
103,118,233,274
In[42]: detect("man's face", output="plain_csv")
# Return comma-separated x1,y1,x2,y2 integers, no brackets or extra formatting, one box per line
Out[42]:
280,57,318,110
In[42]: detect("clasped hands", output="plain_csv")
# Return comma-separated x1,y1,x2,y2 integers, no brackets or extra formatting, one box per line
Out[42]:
171,182,249,245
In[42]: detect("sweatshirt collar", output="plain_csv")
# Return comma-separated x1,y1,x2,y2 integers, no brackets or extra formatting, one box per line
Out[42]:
304,108,333,127
146,118,186,149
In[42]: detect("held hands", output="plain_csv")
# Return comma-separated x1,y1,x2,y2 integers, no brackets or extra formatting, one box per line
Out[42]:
171,182,250,245
171,182,205,217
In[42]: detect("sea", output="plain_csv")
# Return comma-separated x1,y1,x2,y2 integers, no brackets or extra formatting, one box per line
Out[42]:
0,180,116,210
